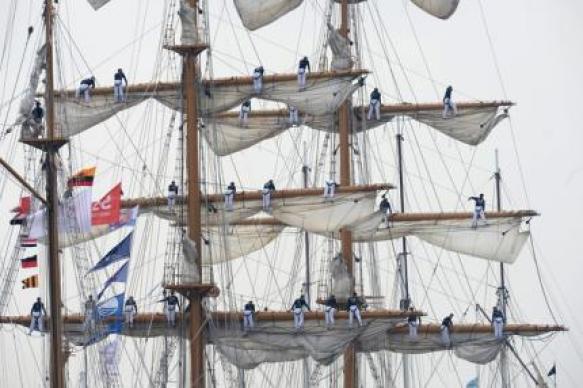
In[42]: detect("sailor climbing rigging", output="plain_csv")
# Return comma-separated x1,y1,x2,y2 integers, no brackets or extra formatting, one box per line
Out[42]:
29,297,47,335
224,182,237,211
113,68,128,103
124,296,137,329
367,87,381,120
77,76,96,103
243,300,255,331
442,85,457,119
297,56,311,89
262,179,276,212
291,294,310,331
468,193,486,228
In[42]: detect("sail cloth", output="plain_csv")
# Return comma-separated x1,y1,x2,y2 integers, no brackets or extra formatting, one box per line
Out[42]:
152,199,264,226
18,45,46,138
234,0,303,30
86,0,112,10
348,213,529,264
327,23,354,71
179,0,198,45
410,0,461,19
202,224,285,264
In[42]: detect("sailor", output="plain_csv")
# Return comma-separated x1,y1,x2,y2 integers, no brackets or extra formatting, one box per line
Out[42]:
324,180,337,199
29,297,47,335
468,193,486,228
113,68,128,103
262,179,276,212
243,300,256,331
124,296,138,329
367,87,381,120
440,313,454,346
84,295,97,333
168,180,179,210
291,294,310,331
252,66,264,94
240,99,251,124
288,105,299,125
379,194,392,226
164,290,180,327
297,56,311,89
30,100,44,136
442,85,457,119
407,306,421,339
324,294,338,329
77,76,96,103
492,306,505,339
224,181,237,211
347,292,363,328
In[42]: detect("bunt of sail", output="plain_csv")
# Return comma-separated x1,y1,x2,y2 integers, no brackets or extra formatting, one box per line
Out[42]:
410,0,461,20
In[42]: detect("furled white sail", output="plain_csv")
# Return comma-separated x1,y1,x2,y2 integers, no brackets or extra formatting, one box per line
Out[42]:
202,115,290,156
179,0,198,45
151,199,264,226
270,192,376,233
18,45,46,138
410,106,508,145
410,0,460,20
202,224,285,264
233,0,303,31
349,214,529,263
327,23,353,71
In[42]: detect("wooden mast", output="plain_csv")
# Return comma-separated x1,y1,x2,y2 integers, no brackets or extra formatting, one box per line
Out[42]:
338,1,357,386
45,0,65,386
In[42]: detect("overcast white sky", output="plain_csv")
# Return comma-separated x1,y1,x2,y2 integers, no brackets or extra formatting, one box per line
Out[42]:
0,0,582,386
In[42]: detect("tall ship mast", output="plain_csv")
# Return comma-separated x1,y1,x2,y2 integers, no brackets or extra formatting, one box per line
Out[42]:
0,0,573,387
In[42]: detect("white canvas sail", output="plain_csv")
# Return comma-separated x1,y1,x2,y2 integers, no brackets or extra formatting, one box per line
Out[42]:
86,0,112,10
410,0,460,20
234,0,303,31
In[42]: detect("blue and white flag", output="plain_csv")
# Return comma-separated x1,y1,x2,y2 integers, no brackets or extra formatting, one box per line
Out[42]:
97,293,125,334
97,261,129,300
466,377,479,388
88,232,133,273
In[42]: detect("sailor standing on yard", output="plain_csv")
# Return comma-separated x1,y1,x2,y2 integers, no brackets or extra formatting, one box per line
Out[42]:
77,76,96,103
440,313,454,346
252,66,264,94
262,179,276,212
240,100,251,124
124,296,138,329
367,87,381,120
224,182,237,211
84,295,97,333
468,193,486,228
297,56,311,89
347,292,364,328
168,180,179,210
113,68,128,103
29,297,47,335
324,180,337,199
379,194,392,226
164,290,180,327
492,306,505,339
288,105,299,125
442,85,457,118
243,300,256,331
291,294,310,331
324,294,338,329
407,307,420,339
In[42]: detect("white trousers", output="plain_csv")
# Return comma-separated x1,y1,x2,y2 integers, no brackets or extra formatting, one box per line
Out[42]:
367,99,380,120
384,208,393,227
440,326,450,345
29,312,43,333
166,306,176,326
324,181,336,198
324,307,336,327
298,68,307,88
442,98,457,118
253,73,262,93
293,308,304,330
77,84,91,103
289,108,299,124
240,107,250,124
472,206,486,227
243,311,254,330
408,321,418,338
262,189,272,211
124,307,136,327
224,190,234,211
113,80,124,102
348,305,362,328
168,192,176,209
493,317,504,338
